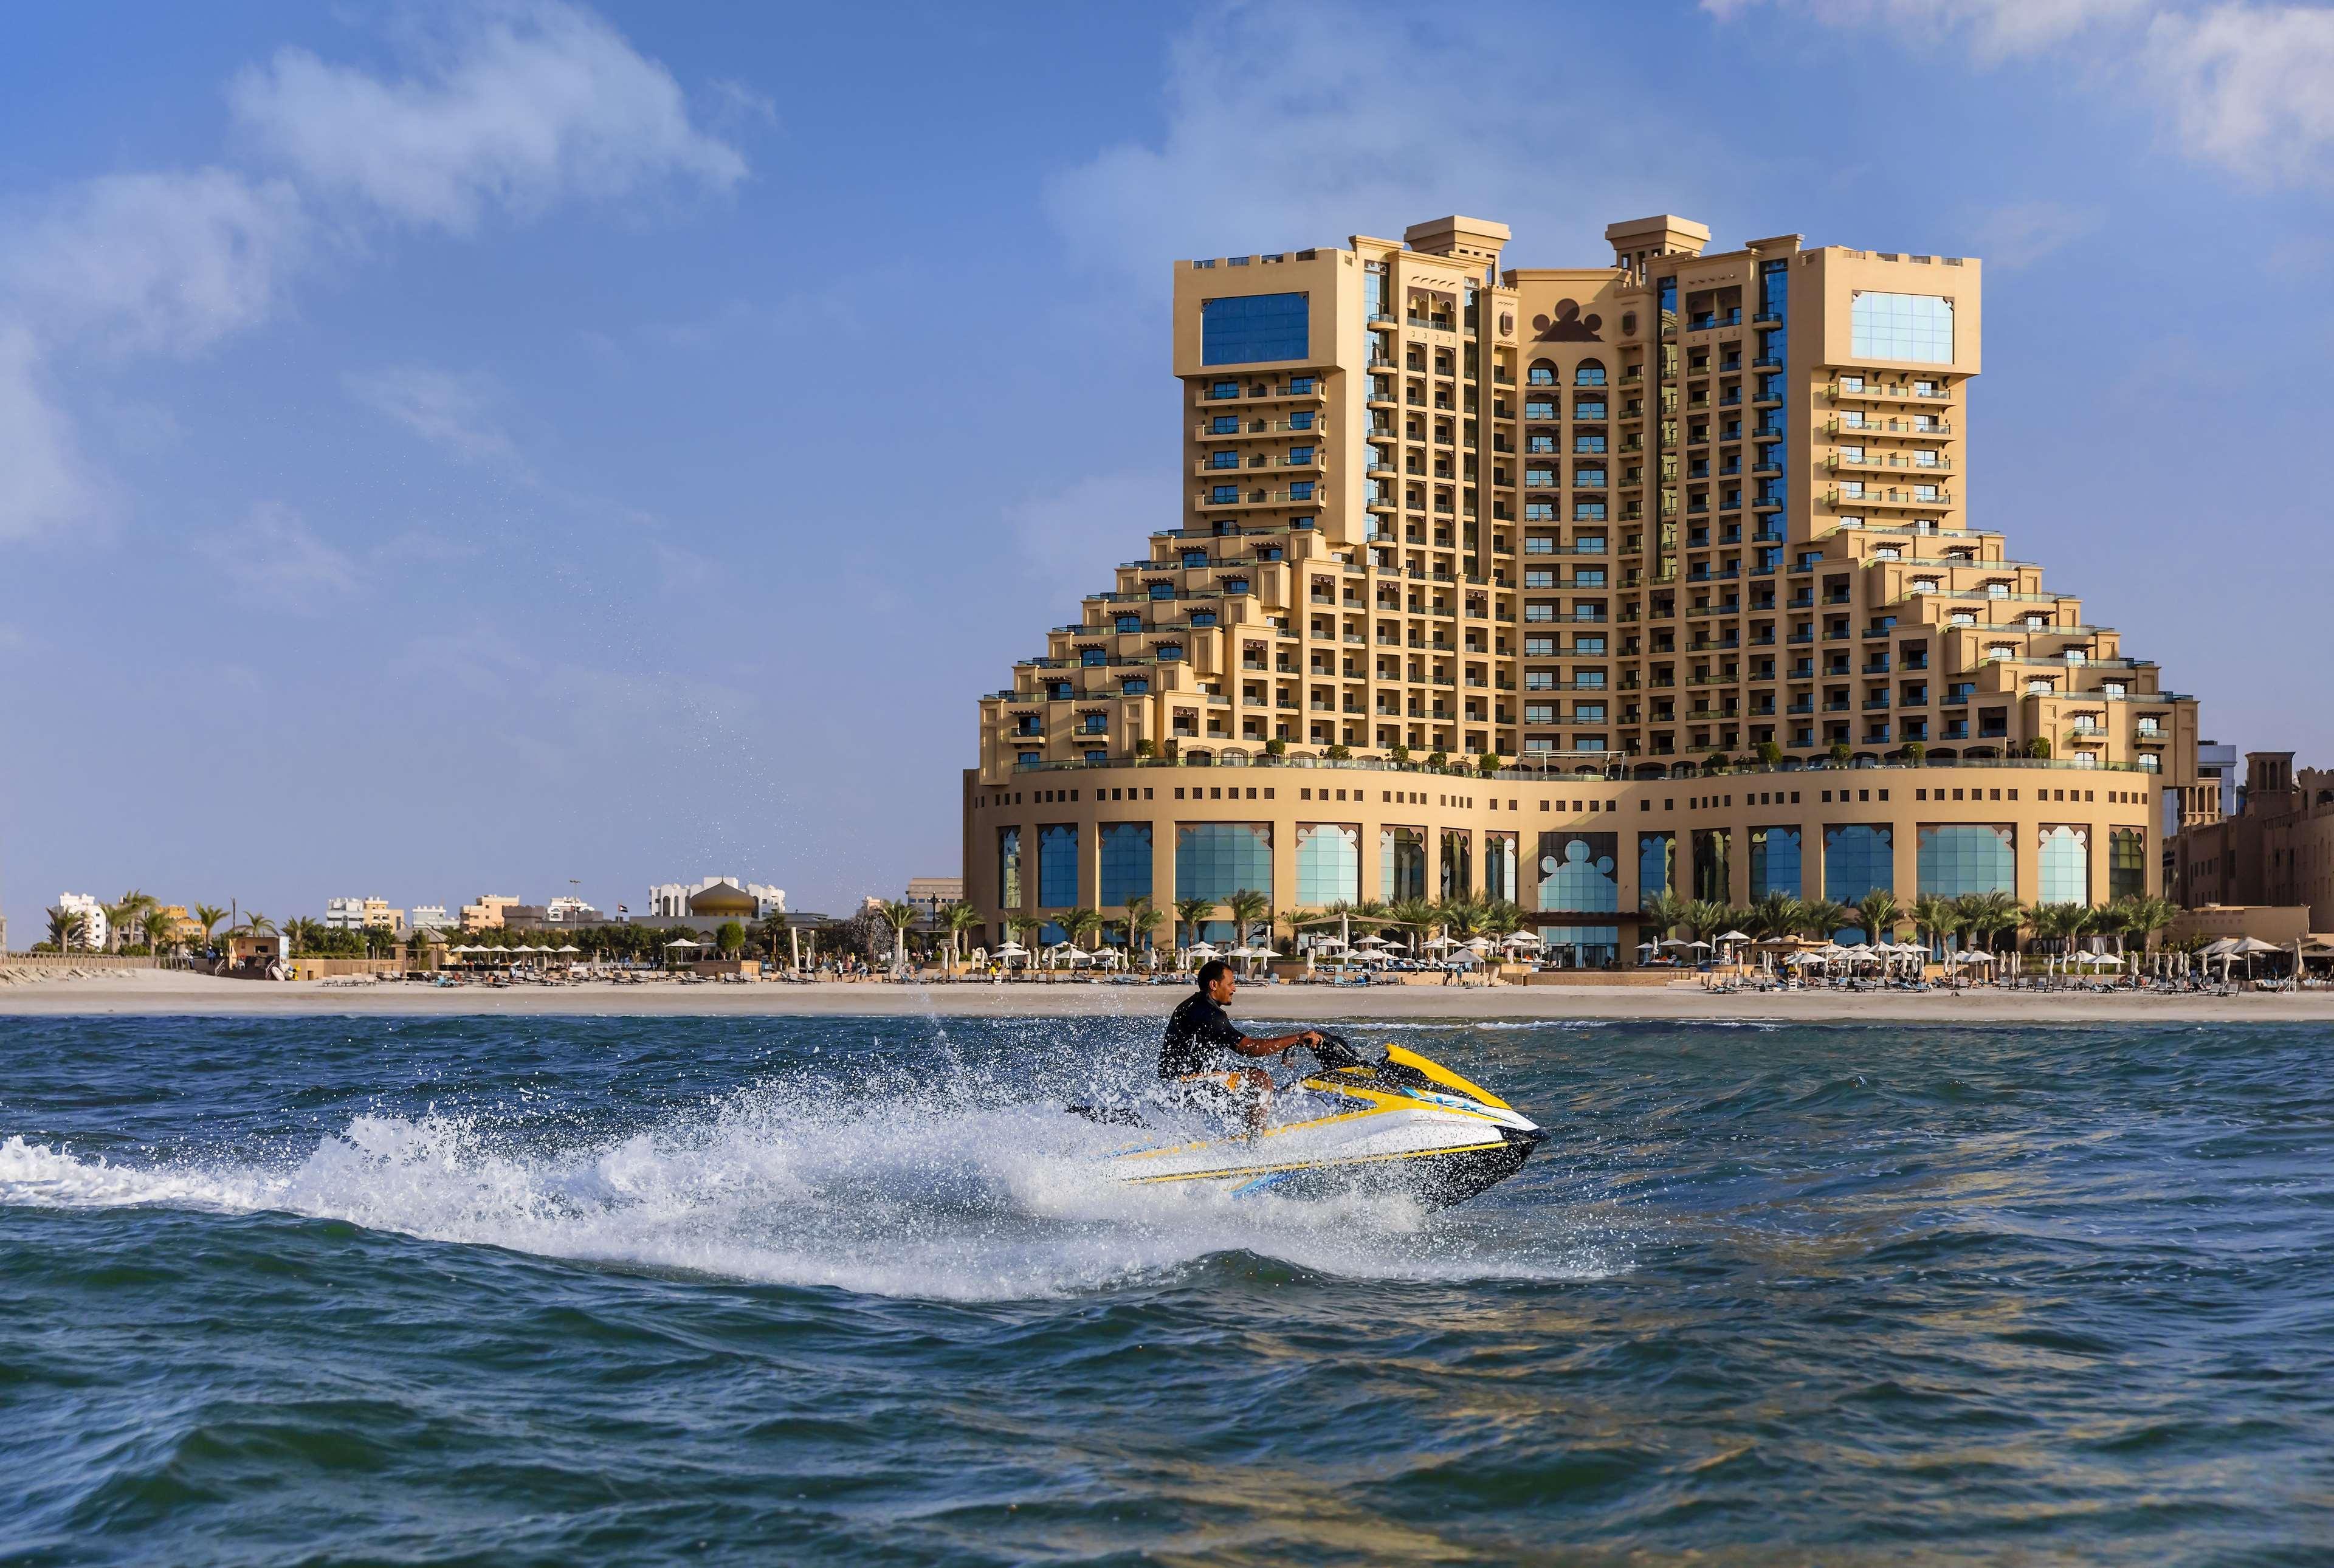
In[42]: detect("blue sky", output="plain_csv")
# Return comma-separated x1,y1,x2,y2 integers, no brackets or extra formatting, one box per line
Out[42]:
4,0,2330,932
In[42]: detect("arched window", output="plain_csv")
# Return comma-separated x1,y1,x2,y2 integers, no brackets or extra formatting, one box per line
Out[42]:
1574,359,1608,386
1527,359,1558,387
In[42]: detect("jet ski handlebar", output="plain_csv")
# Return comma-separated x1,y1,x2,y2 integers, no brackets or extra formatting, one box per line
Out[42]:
1298,1031,1371,1071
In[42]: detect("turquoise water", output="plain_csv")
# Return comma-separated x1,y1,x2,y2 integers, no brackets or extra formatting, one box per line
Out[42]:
2,1015,2330,1565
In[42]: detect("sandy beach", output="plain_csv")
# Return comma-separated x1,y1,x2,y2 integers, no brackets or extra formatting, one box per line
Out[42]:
3,967,2330,1024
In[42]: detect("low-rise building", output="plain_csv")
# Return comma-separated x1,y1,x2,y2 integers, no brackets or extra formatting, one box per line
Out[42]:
325,898,366,930
408,905,452,933
460,895,521,932
546,896,601,925
648,878,784,920
153,904,207,946
57,892,108,951
2174,752,2334,931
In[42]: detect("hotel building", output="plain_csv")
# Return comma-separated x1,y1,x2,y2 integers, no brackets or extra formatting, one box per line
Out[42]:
965,213,2202,961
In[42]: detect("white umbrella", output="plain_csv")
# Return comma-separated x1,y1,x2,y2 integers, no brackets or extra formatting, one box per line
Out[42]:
1422,935,1457,949
1062,948,1095,966
1659,937,1696,949
1185,941,1220,960
991,941,1027,957
1786,950,1828,968
1310,935,1350,951
1353,934,1392,949
1503,930,1544,947
664,938,702,949
1716,930,1752,943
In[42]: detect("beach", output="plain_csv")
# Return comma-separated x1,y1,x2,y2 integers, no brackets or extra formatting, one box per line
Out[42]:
4,965,2331,1023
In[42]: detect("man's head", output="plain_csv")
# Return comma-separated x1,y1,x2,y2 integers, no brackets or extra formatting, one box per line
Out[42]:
1195,957,1234,1004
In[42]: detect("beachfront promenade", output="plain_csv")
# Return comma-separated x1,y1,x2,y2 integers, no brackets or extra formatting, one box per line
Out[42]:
5,966,2332,1023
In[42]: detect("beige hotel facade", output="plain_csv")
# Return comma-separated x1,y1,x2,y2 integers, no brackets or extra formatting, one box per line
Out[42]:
963,213,2206,961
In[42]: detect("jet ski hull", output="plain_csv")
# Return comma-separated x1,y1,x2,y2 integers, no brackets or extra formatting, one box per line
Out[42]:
1105,1109,1544,1208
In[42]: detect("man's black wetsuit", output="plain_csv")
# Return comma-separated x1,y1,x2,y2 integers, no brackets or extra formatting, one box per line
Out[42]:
1158,990,1247,1079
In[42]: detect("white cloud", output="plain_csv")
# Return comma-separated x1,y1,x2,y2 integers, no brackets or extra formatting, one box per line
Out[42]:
343,364,524,469
2144,4,2334,183
708,77,780,128
1706,1,2334,182
0,168,307,357
0,326,110,542
1967,200,2105,268
229,2,748,232
1045,7,1665,289
201,501,359,613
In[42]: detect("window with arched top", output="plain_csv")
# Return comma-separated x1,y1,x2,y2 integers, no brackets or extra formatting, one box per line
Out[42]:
1574,359,1608,386
1527,359,1558,386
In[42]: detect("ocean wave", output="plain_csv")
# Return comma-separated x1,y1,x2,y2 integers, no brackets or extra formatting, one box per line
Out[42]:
0,1081,1615,1302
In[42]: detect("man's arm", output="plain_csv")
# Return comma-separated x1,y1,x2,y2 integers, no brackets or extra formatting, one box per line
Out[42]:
1228,1028,1323,1058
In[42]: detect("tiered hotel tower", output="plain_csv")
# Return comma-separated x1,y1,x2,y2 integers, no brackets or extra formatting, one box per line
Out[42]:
965,215,2203,958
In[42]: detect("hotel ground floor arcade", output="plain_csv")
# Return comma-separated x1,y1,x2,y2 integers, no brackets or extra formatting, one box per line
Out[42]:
963,761,2161,965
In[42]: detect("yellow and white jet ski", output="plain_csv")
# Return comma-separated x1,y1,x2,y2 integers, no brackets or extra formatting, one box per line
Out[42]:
1079,1034,1543,1207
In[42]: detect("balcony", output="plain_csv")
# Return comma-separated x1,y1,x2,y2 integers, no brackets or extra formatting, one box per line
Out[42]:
1826,380,1952,403
1828,487,1951,512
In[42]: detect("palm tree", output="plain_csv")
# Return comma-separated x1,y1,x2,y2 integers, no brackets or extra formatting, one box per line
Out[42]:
1640,889,1689,945
1062,906,1104,955
1909,894,1961,961
1386,897,1439,958
1679,898,1730,942
1121,895,1164,969
1955,890,2023,955
193,904,229,954
44,906,88,952
1749,892,1804,942
285,916,327,957
1441,895,1489,942
1006,913,1044,955
876,900,920,972
2122,895,2178,976
1172,896,1217,954
237,912,278,937
1481,899,1524,940
1224,889,1271,951
940,901,985,973
1856,889,1903,945
1797,898,1853,941
108,889,157,953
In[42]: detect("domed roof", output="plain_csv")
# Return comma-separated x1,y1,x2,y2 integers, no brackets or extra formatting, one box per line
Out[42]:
687,881,758,916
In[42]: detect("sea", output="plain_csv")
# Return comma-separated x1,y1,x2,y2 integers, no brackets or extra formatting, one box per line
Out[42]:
2,1013,2330,1566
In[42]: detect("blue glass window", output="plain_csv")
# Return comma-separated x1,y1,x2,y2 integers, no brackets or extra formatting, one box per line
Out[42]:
1121,677,1148,695
1099,822,1152,907
1211,415,1240,433
1643,826,1680,900
1441,829,1472,900
1189,612,1216,628
1658,277,1677,319
997,826,1022,906
1574,702,1606,722
1288,445,1315,463
1039,824,1079,907
1575,636,1606,655
1080,648,1106,666
1210,485,1239,504
1538,926,1620,966
1080,714,1107,734
1289,481,1315,500
1750,827,1802,898
1380,826,1427,902
1918,824,2012,898
1115,614,1141,634
1574,468,1607,487
1574,363,1607,386
1290,375,1315,393
1148,582,1174,599
1177,822,1272,903
1202,292,1310,365
1575,434,1606,453
1156,644,1183,661
1290,410,1315,430
2037,825,2088,904
1692,828,1730,902
1295,823,1359,905
1485,833,1518,902
1575,501,1607,521
2109,828,2146,901
1825,824,1894,904
1210,380,1240,399
1209,452,1239,469
1574,400,1607,420
1851,292,1954,363
1525,399,1558,420
1182,550,1209,568
1538,833,1619,912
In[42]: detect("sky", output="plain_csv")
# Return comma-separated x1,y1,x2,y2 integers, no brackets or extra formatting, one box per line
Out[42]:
3,0,2332,933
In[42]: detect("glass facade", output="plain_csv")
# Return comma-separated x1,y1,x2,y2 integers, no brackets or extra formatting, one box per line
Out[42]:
1750,827,1802,899
1823,824,1895,904
1850,291,1954,363
1485,832,1518,903
2109,828,2147,901
1918,824,2016,898
1538,925,1620,968
1201,292,1309,365
1441,829,1472,900
2037,825,2089,905
1692,828,1730,903
1177,822,1272,903
1380,826,1427,903
997,826,1022,907
1098,823,1152,907
1538,832,1619,912
1039,825,1079,908
1295,824,1360,906
1637,831,1675,902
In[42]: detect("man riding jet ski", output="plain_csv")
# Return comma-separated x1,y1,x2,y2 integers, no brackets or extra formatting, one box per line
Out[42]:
1073,961,1544,1206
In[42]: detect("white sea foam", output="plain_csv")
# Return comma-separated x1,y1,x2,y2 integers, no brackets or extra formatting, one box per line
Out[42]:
0,1079,1618,1301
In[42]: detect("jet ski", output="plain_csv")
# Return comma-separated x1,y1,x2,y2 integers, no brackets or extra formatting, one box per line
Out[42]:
1075,1034,1543,1206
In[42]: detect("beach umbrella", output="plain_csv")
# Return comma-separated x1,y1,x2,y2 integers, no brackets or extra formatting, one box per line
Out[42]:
1185,941,1220,960
1422,934,1456,949
1503,930,1544,947
1353,934,1392,949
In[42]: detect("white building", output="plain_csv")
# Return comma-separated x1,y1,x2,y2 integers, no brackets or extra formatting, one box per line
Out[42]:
648,877,785,919
408,905,452,933
545,896,602,924
57,892,108,951
324,898,366,930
